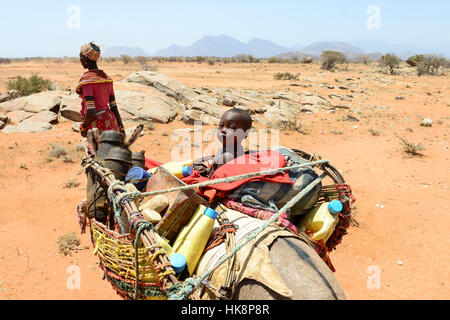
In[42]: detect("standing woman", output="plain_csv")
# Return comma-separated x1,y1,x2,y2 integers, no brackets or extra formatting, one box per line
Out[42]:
75,42,125,137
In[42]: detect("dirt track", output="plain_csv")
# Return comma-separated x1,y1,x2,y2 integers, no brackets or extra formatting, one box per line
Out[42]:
0,61,449,299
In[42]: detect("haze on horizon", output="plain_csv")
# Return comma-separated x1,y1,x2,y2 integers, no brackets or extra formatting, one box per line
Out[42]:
0,0,449,58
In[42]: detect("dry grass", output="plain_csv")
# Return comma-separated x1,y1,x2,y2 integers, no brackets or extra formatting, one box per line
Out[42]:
57,232,80,256
48,144,68,158
64,179,80,189
399,137,425,156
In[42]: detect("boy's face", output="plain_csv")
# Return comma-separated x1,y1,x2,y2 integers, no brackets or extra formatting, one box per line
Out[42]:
217,111,250,146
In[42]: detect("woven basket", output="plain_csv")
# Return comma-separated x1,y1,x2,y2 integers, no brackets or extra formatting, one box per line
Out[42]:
90,219,169,300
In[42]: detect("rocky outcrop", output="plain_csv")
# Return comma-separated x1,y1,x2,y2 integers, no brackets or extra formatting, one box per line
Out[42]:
115,90,178,124
0,90,21,103
0,91,64,114
2,121,53,133
60,94,83,122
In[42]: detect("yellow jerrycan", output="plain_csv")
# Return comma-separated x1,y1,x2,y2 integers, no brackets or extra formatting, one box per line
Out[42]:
172,205,218,275
148,159,194,179
297,200,343,242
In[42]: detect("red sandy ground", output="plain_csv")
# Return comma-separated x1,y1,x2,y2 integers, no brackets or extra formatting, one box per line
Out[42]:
0,61,448,300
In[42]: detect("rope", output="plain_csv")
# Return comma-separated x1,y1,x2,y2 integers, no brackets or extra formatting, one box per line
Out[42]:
205,223,237,252
133,218,156,300
166,172,327,300
129,159,329,199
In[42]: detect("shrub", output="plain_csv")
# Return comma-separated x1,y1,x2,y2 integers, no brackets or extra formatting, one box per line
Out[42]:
399,137,425,156
7,74,52,96
57,232,80,256
273,72,299,81
379,54,401,75
0,58,11,64
321,51,346,70
64,179,80,189
120,54,132,64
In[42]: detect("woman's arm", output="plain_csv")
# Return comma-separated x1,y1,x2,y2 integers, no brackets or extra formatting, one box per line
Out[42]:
80,90,96,137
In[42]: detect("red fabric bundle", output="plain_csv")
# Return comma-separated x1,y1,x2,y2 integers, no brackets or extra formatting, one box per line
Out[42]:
182,150,293,202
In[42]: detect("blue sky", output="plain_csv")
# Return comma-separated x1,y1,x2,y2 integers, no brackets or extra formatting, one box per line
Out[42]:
0,0,449,57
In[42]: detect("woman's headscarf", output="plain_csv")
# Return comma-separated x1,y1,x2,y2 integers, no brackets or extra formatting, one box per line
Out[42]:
80,42,101,61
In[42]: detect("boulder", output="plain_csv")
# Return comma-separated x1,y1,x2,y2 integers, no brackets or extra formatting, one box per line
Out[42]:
60,94,83,122
299,95,333,109
0,114,8,123
223,97,237,107
125,71,193,103
0,90,21,103
182,109,219,126
5,110,34,124
272,92,301,103
0,91,64,114
0,120,5,130
23,110,58,125
115,90,178,124
2,121,52,133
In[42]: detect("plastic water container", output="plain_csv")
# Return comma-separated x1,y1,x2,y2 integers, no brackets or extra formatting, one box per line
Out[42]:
148,160,194,179
154,233,174,258
169,253,187,274
297,200,343,242
126,167,151,191
172,205,218,275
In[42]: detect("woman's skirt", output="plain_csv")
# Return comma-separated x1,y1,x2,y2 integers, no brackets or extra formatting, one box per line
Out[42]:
86,109,120,132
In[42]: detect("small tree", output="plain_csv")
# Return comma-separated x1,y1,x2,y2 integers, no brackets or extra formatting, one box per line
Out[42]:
406,54,425,67
321,51,346,70
416,54,445,76
379,53,401,75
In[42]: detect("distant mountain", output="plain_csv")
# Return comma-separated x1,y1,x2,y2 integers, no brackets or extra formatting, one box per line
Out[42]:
301,42,366,56
153,35,291,58
118,35,449,60
103,46,149,57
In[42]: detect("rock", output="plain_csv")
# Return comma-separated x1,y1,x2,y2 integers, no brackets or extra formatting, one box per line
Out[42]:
72,123,81,132
125,71,194,103
60,94,83,122
5,110,34,124
223,97,237,107
23,111,58,125
395,96,405,100
0,91,64,114
182,109,219,125
272,92,301,103
0,114,8,123
187,98,223,120
2,121,52,133
397,261,404,266
338,86,348,90
115,90,178,124
344,115,360,122
0,90,21,103
49,83,62,91
302,57,313,64
421,118,433,127
0,120,5,130
299,95,333,110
